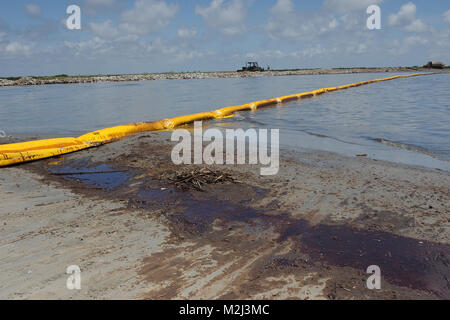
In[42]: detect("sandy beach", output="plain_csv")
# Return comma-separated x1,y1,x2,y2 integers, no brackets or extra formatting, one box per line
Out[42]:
0,131,448,300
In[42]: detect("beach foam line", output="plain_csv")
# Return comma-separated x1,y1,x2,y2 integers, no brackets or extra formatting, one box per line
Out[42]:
0,72,434,167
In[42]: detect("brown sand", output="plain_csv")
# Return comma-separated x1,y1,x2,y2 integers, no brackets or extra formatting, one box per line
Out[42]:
0,132,448,300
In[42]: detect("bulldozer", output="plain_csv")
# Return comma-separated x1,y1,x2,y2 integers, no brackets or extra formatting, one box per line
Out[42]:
423,61,445,69
238,62,265,72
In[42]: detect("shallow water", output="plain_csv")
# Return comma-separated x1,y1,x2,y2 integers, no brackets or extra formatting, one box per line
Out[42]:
0,72,449,170
49,159,133,191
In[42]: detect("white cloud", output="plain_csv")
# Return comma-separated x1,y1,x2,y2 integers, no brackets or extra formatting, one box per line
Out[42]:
62,33,207,66
388,2,416,25
88,2,180,40
175,50,204,62
241,49,287,61
293,46,326,58
195,0,249,35
145,39,209,63
270,0,294,16
403,19,428,32
64,37,107,51
324,0,383,12
388,2,428,32
389,35,428,55
90,20,119,39
266,0,346,40
24,3,41,17
404,35,428,46
178,27,197,39
5,42,31,55
119,0,179,35
444,10,450,23
263,0,386,64
266,0,303,39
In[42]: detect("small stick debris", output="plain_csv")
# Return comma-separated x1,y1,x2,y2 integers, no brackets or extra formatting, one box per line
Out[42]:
163,167,240,191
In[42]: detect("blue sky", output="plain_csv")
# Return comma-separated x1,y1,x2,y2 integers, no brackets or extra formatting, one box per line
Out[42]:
0,0,449,76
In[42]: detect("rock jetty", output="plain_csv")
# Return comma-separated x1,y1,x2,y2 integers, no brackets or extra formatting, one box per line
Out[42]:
0,67,434,87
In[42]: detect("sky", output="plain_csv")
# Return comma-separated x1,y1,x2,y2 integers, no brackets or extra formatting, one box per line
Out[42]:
0,0,449,76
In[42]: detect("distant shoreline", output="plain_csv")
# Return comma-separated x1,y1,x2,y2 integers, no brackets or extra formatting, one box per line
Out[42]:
0,67,444,87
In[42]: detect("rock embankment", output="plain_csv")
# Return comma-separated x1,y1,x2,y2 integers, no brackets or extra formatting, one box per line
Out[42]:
0,67,433,87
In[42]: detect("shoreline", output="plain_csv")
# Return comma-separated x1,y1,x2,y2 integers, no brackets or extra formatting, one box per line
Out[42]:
2,130,449,173
1,132,448,299
0,67,441,87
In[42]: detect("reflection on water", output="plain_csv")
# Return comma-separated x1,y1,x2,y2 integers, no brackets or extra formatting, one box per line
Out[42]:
0,73,449,170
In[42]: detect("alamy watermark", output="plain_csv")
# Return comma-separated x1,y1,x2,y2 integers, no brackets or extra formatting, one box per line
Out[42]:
66,5,81,30
66,265,81,290
171,122,279,176
0,130,6,138
366,265,381,290
367,5,381,30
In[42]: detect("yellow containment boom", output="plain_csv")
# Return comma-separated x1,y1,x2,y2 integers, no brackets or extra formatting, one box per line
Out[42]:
0,72,434,167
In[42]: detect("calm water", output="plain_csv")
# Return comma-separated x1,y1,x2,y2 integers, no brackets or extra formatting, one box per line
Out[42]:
0,73,449,170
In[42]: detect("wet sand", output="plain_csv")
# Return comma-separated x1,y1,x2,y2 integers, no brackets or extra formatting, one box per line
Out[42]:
0,132,449,300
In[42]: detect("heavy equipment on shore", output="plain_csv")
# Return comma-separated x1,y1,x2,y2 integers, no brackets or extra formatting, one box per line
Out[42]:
423,61,445,69
237,62,265,72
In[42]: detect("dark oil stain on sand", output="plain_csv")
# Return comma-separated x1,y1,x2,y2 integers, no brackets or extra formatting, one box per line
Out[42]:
48,158,133,191
48,159,450,299
171,198,449,299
